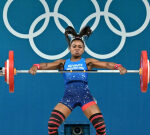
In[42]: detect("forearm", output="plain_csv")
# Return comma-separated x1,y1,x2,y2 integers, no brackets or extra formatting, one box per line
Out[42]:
36,63,60,70
29,60,64,75
92,61,120,70
105,62,121,70
34,59,64,70
93,61,127,75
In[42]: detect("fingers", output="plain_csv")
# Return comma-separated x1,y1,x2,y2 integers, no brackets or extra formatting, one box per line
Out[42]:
120,69,127,75
118,67,127,75
29,66,38,75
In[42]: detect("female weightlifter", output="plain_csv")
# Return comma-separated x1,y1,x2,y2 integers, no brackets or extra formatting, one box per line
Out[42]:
29,26,127,135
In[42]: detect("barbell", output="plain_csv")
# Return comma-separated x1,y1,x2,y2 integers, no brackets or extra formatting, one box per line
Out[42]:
0,51,149,93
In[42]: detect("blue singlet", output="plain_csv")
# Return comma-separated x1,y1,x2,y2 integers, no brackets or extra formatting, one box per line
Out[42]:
59,58,96,111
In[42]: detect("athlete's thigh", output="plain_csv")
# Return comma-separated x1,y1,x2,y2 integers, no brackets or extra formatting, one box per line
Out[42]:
53,103,72,118
83,104,101,119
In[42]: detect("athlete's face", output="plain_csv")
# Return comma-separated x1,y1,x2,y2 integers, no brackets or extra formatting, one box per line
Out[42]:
69,40,85,57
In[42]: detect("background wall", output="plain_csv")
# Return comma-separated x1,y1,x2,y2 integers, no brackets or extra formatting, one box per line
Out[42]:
0,0,150,135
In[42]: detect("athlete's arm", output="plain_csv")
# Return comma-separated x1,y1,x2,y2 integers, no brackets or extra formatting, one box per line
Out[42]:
29,59,65,75
86,58,127,75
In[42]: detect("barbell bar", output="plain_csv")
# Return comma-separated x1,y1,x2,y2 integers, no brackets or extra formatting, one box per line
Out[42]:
16,70,139,73
0,51,149,93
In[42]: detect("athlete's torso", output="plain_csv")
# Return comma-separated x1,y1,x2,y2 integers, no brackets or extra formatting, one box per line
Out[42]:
63,58,88,84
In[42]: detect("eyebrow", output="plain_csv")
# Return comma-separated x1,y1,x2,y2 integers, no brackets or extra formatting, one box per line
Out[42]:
72,44,83,46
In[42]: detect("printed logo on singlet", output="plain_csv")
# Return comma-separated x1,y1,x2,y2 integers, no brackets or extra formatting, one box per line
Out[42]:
67,64,84,70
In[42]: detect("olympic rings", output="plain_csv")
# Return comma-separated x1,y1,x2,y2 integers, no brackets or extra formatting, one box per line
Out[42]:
3,0,150,60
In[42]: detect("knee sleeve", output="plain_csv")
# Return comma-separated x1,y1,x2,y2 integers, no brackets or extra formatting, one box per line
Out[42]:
89,113,106,135
48,110,66,135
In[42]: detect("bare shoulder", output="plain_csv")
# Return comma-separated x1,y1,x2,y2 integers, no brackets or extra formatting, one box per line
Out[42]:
86,58,99,64
54,59,66,64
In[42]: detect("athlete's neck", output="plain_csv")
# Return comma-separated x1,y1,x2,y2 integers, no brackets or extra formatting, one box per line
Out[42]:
70,56,82,62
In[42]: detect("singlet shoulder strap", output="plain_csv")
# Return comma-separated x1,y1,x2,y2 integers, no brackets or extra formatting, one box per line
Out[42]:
64,58,70,67
81,58,86,63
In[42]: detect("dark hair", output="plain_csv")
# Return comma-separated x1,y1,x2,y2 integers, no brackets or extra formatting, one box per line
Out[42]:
65,26,92,47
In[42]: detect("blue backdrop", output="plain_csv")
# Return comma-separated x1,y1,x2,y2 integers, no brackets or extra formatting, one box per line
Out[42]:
0,0,150,135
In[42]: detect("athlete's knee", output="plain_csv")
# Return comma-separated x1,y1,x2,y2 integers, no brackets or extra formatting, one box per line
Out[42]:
48,110,66,135
89,113,106,135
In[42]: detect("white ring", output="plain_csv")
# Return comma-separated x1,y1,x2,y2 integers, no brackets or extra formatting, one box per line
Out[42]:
80,0,101,32
53,0,74,33
3,0,50,38
29,12,72,60
84,12,126,59
104,0,150,37
54,0,101,33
